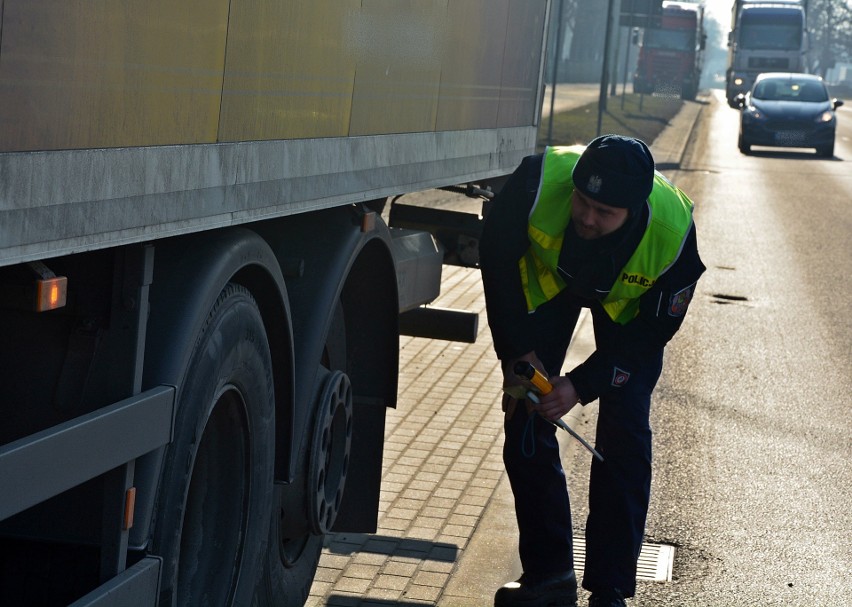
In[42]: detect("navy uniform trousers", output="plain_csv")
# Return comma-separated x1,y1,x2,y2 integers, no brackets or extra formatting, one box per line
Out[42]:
503,304,664,598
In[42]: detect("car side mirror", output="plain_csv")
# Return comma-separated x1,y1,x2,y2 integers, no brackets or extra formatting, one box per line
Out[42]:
833,98,844,110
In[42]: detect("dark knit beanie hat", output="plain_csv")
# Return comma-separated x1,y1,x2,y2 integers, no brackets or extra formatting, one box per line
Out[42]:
571,134,655,212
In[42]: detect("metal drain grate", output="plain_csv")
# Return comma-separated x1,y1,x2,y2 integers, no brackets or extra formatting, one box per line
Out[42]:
572,537,675,582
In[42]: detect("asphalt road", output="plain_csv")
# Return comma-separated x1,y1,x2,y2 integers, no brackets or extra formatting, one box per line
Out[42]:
622,89,852,605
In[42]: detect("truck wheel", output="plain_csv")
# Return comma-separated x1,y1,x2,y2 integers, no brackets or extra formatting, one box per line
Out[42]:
152,283,275,607
253,373,352,607
254,301,352,606
253,490,324,607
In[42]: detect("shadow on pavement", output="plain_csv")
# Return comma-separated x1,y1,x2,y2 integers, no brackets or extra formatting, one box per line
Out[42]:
325,533,459,563
324,596,435,606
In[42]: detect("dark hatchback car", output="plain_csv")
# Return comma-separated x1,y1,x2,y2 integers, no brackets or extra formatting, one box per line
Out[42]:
735,72,844,157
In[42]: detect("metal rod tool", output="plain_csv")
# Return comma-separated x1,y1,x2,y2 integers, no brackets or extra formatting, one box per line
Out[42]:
513,361,604,462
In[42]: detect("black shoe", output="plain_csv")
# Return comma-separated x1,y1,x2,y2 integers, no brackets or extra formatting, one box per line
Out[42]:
588,588,627,607
494,570,578,607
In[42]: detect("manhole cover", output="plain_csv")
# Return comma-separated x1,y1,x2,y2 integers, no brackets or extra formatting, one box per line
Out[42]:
572,536,674,582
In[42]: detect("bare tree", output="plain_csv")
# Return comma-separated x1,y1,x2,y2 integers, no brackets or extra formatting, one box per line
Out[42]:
546,0,582,83
807,0,852,77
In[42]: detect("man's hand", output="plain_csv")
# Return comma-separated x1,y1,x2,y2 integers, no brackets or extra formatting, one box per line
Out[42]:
501,352,546,395
501,352,546,412
535,376,580,422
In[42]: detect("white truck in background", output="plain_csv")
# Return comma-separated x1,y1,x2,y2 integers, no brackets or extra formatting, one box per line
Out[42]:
725,0,809,106
0,2,551,605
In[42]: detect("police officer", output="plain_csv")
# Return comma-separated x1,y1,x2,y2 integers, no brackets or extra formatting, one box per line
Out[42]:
480,135,705,607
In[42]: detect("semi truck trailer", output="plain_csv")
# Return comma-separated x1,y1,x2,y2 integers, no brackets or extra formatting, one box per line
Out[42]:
0,2,551,605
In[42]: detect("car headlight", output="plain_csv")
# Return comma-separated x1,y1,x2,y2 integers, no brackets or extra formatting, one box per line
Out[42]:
742,106,765,121
815,110,835,123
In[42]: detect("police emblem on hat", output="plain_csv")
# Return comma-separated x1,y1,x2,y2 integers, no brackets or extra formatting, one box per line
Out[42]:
587,175,603,194
611,367,630,388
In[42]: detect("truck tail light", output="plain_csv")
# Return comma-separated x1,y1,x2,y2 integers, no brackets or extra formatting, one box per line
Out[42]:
35,276,68,311
124,487,137,530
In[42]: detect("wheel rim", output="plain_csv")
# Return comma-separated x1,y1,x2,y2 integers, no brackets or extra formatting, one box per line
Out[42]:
308,370,353,534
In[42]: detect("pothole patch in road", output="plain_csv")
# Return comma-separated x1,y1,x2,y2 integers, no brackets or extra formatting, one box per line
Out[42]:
572,536,675,582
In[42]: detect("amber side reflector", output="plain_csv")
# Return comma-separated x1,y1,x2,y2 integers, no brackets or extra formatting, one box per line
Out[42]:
35,276,68,312
124,487,137,530
361,211,376,233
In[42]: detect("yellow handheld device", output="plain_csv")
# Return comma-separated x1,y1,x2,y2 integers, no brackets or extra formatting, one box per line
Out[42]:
511,360,604,462
513,361,552,395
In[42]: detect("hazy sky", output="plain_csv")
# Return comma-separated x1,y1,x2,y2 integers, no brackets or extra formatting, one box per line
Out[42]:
703,0,734,22
701,0,735,50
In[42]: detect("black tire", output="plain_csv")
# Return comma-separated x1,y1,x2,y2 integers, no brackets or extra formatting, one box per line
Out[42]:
152,283,275,607
633,81,651,95
738,132,751,154
817,142,834,158
253,493,324,607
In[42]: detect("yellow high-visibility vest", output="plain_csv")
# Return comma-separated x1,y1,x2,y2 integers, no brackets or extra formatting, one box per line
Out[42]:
520,146,695,324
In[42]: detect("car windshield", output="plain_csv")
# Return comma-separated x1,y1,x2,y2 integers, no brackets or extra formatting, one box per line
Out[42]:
752,79,828,102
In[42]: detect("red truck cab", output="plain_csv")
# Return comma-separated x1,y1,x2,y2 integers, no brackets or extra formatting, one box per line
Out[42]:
633,1,706,100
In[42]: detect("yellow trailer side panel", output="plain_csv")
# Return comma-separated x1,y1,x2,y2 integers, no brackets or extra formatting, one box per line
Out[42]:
436,0,509,131
0,0,229,151
0,0,547,152
497,0,550,126
219,0,359,140
348,0,445,136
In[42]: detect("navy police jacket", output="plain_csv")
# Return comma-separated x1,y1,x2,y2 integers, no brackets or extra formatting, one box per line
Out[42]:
479,153,706,404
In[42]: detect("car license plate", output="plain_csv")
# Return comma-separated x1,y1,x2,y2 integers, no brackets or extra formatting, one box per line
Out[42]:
774,130,805,145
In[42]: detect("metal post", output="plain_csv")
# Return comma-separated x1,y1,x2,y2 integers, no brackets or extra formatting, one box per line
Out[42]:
597,0,616,136
610,22,621,97
547,0,565,145
621,16,634,110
